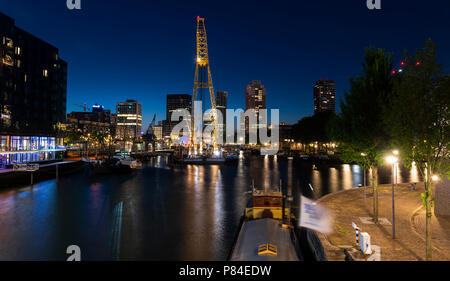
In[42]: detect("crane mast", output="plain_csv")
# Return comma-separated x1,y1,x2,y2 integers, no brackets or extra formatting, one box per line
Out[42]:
191,16,218,155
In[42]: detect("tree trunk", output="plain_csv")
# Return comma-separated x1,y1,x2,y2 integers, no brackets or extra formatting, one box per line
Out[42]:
370,166,379,223
425,164,433,261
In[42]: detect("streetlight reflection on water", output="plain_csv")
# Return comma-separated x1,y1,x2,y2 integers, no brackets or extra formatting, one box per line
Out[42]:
0,156,424,260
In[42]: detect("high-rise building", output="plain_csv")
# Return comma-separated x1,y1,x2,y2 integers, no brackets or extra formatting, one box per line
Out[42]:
216,91,227,138
314,79,336,114
153,125,163,141
116,100,142,140
0,13,67,167
245,81,266,134
245,81,266,113
164,94,191,138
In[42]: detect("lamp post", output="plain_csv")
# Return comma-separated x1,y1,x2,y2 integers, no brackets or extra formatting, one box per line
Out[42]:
386,153,399,239
361,153,367,204
393,150,399,201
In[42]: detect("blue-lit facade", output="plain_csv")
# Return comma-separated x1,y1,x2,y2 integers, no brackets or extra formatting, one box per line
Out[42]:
0,13,67,168
0,136,63,166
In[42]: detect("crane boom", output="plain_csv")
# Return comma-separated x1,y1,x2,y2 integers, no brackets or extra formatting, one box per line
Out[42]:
191,16,218,152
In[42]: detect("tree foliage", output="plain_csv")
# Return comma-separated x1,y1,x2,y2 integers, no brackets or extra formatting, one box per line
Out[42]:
331,47,394,168
293,111,336,145
387,39,449,260
330,47,394,222
388,39,450,179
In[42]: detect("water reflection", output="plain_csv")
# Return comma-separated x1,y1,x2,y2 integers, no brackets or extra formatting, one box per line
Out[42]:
0,156,423,261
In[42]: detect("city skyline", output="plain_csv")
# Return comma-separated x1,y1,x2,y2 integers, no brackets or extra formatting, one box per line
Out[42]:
0,1,448,265
1,1,450,129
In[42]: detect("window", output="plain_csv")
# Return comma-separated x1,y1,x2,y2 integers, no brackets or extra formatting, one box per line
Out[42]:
16,60,21,68
43,69,48,77
2,52,13,66
3,37,13,48
15,47,21,55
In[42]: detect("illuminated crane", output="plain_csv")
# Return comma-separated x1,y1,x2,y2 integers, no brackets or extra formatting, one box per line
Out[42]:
73,103,91,112
191,16,218,154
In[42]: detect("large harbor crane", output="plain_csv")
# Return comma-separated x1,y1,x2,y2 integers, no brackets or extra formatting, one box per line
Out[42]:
191,16,219,155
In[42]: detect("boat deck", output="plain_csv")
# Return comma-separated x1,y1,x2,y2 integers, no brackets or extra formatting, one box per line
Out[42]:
229,218,300,261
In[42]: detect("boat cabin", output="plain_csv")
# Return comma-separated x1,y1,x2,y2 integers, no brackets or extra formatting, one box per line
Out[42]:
245,189,289,220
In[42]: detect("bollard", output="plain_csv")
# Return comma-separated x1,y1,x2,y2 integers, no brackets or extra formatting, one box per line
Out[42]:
352,222,360,246
360,232,372,255
30,172,33,186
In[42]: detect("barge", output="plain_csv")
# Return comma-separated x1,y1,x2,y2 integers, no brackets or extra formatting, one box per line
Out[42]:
228,185,327,261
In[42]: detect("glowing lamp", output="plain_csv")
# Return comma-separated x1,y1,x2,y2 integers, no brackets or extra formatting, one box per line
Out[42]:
386,156,398,164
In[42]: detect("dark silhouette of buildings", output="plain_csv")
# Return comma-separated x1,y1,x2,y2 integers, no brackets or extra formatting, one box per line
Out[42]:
216,90,227,137
0,12,67,166
164,94,191,138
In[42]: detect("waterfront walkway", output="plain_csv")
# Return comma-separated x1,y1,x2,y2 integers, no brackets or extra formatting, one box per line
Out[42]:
0,161,78,174
317,183,450,261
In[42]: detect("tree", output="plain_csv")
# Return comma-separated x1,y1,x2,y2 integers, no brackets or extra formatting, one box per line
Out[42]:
65,130,82,144
293,111,336,153
387,39,450,260
331,47,394,223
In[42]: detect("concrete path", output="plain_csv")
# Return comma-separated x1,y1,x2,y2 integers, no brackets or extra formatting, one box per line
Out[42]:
318,183,450,261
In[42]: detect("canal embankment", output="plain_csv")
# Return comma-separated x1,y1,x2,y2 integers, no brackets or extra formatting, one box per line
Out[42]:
0,160,84,188
317,182,450,261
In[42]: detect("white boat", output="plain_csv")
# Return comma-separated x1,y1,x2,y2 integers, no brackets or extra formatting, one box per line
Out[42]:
113,156,142,169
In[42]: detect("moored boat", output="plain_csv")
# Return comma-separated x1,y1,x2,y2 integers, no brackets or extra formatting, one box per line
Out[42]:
228,184,327,261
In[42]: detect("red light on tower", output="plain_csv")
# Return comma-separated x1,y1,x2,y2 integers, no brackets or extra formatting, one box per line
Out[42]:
392,70,396,75
400,61,405,66
416,61,420,66
197,16,200,20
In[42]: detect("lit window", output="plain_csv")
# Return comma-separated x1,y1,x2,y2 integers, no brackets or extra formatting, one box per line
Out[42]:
43,69,48,77
16,60,21,68
3,37,13,48
24,74,27,82
15,47,21,55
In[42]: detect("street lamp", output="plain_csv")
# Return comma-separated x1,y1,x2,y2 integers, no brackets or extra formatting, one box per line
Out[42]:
386,154,399,239
361,152,367,204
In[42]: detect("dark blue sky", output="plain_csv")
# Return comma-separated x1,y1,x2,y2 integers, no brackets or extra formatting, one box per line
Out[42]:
1,0,449,129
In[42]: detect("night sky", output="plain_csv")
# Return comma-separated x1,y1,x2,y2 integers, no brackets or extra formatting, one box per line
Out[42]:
1,0,449,129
